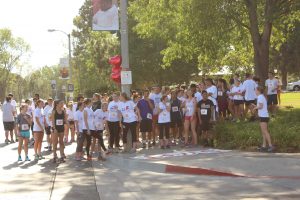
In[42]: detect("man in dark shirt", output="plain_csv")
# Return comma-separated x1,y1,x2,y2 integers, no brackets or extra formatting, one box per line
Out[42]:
197,90,214,147
92,93,102,111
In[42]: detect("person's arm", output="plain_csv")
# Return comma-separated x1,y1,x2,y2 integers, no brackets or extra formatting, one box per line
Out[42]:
147,99,154,110
51,111,56,132
35,114,43,131
197,107,202,124
254,102,263,110
83,110,90,135
135,107,142,122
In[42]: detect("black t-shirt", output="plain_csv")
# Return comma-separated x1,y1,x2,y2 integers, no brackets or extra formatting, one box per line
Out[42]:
170,99,182,121
197,99,214,120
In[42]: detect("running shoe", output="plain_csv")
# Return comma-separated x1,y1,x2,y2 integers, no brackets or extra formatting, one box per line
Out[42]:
148,142,153,148
53,157,57,163
39,155,45,160
257,146,267,152
87,156,92,161
61,154,66,159
18,155,22,161
10,139,15,143
267,146,274,153
142,143,146,149
34,155,39,161
44,146,49,149
60,158,66,163
48,146,52,151
25,156,31,161
5,139,9,144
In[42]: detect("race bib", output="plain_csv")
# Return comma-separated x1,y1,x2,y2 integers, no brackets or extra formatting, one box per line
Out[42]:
111,112,117,118
201,109,208,115
21,124,29,130
124,113,129,119
172,106,179,112
218,91,223,96
147,113,152,120
56,119,63,126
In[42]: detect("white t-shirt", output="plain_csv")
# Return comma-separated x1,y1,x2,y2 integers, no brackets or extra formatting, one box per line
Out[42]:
74,110,84,132
206,85,218,99
66,108,74,121
257,94,269,118
82,107,95,131
265,79,278,95
43,105,53,126
118,100,137,123
194,92,203,102
94,109,108,131
107,101,120,122
92,5,119,31
185,98,196,116
72,103,78,113
232,85,244,100
33,108,45,132
26,105,34,117
158,102,171,123
11,100,17,112
2,102,15,122
149,93,162,115
243,79,257,101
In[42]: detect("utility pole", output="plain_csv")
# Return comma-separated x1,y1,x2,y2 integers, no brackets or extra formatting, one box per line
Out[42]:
120,0,131,96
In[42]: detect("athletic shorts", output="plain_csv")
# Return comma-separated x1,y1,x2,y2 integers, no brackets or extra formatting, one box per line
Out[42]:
45,126,52,135
20,131,30,139
170,119,183,128
152,115,158,123
234,100,244,105
245,100,256,106
200,119,210,131
68,120,75,125
140,119,152,133
267,94,278,106
259,117,269,123
185,116,196,121
3,121,15,131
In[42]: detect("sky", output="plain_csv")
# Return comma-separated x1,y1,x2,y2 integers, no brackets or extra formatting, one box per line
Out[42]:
0,0,85,73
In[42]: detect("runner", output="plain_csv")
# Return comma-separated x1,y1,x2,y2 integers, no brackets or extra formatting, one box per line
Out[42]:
265,72,279,116
119,92,141,153
217,79,229,121
149,86,162,146
253,86,273,152
107,93,121,152
275,76,282,105
75,102,85,161
182,89,197,147
158,95,171,149
170,90,183,145
227,78,235,120
2,96,16,144
66,102,76,143
205,78,218,122
243,73,257,121
82,98,96,161
8,93,18,142
137,90,154,149
33,100,45,160
51,100,67,163
16,104,32,161
44,98,53,151
94,102,109,160
231,79,245,122
197,91,214,147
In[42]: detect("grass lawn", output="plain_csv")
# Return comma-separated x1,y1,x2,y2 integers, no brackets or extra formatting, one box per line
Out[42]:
214,92,300,153
280,92,300,108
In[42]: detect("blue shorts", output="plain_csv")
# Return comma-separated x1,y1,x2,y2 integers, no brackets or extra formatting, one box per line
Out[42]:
20,131,30,139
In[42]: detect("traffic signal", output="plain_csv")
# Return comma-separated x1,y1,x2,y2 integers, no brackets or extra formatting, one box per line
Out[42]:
109,55,122,84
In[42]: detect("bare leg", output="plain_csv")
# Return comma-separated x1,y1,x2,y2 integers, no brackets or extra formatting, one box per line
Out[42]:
18,137,23,155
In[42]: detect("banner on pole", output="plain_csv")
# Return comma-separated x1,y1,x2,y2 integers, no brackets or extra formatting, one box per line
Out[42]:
59,58,69,79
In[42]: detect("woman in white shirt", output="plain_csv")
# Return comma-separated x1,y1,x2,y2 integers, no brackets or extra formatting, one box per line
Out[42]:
253,86,273,152
107,93,121,151
158,95,171,149
119,92,141,153
33,100,45,160
182,89,197,147
66,102,76,143
75,102,85,161
230,79,245,122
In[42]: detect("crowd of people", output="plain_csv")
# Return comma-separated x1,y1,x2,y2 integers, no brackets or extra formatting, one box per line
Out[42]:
1,72,281,162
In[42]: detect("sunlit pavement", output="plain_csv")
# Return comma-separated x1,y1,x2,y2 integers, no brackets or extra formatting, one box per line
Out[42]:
1,110,300,200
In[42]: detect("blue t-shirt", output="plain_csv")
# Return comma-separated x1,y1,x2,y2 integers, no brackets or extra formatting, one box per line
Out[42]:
137,99,154,120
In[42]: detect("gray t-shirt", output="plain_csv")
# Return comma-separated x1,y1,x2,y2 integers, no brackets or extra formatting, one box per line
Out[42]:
2,102,15,122
17,113,31,132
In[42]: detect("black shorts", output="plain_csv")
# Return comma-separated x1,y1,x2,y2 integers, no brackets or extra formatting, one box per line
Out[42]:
45,126,52,135
259,117,269,123
200,119,210,131
170,119,183,128
3,121,14,131
234,100,244,105
267,94,278,105
140,119,152,133
245,100,256,106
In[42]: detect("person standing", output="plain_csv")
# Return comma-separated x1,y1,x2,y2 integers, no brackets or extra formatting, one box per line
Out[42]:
158,95,171,149
8,93,18,142
137,90,154,149
107,93,121,152
44,98,53,151
170,90,183,145
243,73,257,120
2,96,16,144
231,79,245,122
149,86,162,146
33,100,45,160
265,72,279,116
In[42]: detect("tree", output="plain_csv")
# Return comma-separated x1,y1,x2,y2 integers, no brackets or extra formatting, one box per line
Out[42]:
0,28,30,100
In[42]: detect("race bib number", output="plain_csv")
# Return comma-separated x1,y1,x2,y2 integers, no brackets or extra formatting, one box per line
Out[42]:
124,113,129,119
201,109,208,115
56,119,63,126
218,91,223,96
147,113,152,120
172,106,179,112
111,112,117,118
21,124,29,130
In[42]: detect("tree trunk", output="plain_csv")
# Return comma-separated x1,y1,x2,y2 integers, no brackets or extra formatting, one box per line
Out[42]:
281,66,288,89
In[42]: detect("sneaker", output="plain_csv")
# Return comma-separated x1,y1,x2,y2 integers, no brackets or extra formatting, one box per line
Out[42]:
87,155,92,161
25,156,31,161
10,139,15,143
18,155,22,161
257,146,267,152
34,155,39,161
152,141,156,146
53,157,58,163
267,146,274,153
48,146,52,151
142,143,146,149
60,158,66,163
44,146,49,149
5,139,9,144
39,155,45,160
148,142,153,148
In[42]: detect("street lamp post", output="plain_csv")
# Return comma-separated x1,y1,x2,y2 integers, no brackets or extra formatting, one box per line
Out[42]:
47,29,72,79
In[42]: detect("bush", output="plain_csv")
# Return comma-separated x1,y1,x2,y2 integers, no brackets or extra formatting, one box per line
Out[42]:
214,108,300,152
